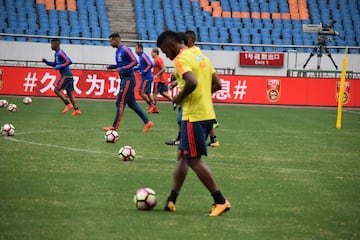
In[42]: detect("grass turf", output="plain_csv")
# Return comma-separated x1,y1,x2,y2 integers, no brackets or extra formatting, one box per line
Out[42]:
0,96,359,240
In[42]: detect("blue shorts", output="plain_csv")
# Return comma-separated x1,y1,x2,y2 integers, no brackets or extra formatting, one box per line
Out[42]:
153,82,168,94
56,76,74,93
138,79,152,94
179,120,214,159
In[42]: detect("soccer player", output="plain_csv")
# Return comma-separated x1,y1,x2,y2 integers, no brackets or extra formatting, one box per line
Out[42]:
165,31,220,147
103,33,153,133
42,38,81,115
157,31,231,216
134,43,159,114
151,48,173,108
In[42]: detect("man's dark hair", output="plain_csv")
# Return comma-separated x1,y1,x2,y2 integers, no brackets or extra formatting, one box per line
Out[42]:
185,30,196,42
136,43,143,49
156,30,184,47
177,32,189,46
109,32,121,39
51,38,60,43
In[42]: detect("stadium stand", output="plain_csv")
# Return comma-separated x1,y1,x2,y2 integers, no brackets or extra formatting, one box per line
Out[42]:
133,0,359,53
0,0,111,45
0,0,359,53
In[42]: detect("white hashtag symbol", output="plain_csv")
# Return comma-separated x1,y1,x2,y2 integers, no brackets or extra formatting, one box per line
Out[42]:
233,80,247,100
23,72,38,92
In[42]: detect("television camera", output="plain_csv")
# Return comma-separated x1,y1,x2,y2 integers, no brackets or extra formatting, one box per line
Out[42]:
302,21,339,69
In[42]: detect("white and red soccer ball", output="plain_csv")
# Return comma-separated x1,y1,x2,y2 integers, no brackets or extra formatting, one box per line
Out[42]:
105,130,119,143
1,123,15,136
7,103,17,112
0,99,8,108
134,187,157,210
118,145,136,161
23,97,32,104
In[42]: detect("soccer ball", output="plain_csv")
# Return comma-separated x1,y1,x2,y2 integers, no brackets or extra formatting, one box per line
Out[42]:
23,97,32,104
0,99,8,108
7,103,17,112
134,188,157,210
118,145,136,161
1,123,15,136
105,130,119,143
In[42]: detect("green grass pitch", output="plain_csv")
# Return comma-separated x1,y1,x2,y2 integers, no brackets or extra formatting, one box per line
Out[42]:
0,96,359,240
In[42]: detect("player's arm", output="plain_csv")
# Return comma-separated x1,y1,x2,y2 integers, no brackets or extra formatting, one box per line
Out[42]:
155,64,166,79
173,71,197,104
58,50,72,68
143,54,153,73
42,58,56,67
120,47,137,72
211,73,222,93
107,64,118,70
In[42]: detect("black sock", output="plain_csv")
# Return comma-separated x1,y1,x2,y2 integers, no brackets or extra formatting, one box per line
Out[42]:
211,190,225,204
210,136,217,143
146,101,151,105
74,107,78,110
176,132,181,141
167,189,179,203
64,99,70,105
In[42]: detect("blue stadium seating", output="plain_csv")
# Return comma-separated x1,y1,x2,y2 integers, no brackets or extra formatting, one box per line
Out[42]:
133,0,359,53
0,0,110,45
1,0,359,53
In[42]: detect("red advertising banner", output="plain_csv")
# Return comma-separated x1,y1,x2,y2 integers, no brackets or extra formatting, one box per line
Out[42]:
239,52,284,67
0,66,359,107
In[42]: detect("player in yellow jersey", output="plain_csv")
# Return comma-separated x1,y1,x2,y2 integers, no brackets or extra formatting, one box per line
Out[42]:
165,31,220,147
157,31,231,216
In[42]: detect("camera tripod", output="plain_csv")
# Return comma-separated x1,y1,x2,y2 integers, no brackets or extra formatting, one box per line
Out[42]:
303,35,338,70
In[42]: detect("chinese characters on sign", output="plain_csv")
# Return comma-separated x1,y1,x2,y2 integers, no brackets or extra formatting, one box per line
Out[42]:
20,69,249,102
22,70,121,97
239,52,284,67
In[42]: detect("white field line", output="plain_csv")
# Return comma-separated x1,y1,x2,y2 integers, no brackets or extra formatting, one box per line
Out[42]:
6,137,113,155
344,109,360,115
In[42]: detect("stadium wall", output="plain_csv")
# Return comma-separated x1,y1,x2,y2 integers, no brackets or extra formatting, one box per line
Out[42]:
1,66,359,107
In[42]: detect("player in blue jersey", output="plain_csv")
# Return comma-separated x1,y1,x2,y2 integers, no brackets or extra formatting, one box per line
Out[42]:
42,38,81,115
134,43,159,114
103,33,153,133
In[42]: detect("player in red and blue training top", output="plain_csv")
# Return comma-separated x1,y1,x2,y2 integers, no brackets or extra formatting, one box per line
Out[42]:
42,38,81,115
103,33,153,132
134,43,159,113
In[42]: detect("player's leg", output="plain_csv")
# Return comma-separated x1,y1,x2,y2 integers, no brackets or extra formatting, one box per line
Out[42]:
103,78,129,131
55,76,73,112
126,79,153,132
161,91,173,102
165,106,182,145
159,83,173,102
164,148,189,211
208,127,219,147
63,77,80,115
139,80,152,108
183,120,230,216
153,82,159,105
145,80,158,113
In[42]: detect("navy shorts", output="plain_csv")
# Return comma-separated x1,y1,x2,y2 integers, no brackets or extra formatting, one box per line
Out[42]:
56,76,74,93
179,120,214,159
138,79,152,94
153,82,169,94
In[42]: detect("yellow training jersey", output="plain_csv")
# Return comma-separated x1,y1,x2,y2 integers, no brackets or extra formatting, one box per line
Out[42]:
173,47,216,122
